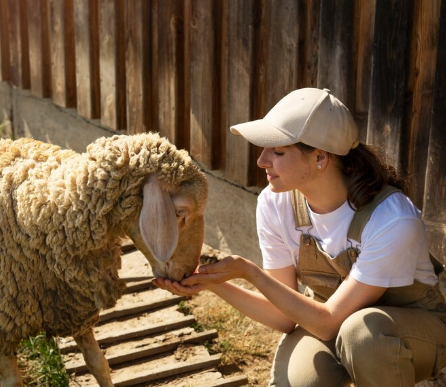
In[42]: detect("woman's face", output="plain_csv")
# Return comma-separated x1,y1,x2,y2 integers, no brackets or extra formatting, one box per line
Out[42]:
257,145,317,193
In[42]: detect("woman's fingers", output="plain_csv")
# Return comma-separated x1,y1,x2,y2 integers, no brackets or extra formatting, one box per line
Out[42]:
198,255,243,273
180,256,249,286
152,277,206,296
152,278,175,292
181,272,216,286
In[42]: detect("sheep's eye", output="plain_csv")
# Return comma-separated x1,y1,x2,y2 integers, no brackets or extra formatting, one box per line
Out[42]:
176,210,186,218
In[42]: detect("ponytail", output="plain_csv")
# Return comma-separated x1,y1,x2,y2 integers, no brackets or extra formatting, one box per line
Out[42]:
338,143,406,209
295,142,406,210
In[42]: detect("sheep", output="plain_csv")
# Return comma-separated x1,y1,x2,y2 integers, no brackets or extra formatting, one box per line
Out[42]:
0,132,208,387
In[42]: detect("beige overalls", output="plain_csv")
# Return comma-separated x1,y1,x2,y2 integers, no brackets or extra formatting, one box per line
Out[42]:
269,186,446,387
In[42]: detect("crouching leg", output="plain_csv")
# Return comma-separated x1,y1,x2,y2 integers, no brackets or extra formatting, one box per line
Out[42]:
73,329,114,387
336,306,446,386
0,353,22,387
269,326,352,387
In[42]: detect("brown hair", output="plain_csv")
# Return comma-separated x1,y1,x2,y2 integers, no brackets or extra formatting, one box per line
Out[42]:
295,142,406,210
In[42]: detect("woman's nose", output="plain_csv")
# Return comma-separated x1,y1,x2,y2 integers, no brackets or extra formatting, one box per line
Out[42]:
257,148,271,169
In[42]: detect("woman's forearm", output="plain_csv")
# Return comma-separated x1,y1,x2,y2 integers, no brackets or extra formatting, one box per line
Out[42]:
208,281,296,333
243,261,386,341
243,263,330,337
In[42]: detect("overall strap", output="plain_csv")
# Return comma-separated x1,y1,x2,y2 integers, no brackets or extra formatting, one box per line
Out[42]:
291,189,311,228
347,185,401,243
346,186,444,273
291,186,400,234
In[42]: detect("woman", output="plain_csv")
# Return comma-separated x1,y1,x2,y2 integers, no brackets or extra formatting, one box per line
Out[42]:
154,88,446,386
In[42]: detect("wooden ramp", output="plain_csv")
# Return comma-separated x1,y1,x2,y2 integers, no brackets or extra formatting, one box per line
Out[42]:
62,245,248,387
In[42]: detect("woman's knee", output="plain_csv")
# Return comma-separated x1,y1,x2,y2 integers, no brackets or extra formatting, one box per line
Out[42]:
270,328,350,387
336,308,399,359
337,308,415,380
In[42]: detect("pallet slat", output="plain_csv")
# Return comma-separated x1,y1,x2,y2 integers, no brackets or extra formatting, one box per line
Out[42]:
99,289,186,323
115,354,222,387
59,313,196,353
148,372,248,387
71,353,222,387
64,329,218,373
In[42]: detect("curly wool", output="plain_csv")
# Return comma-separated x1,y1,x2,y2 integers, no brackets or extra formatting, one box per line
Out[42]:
0,133,204,354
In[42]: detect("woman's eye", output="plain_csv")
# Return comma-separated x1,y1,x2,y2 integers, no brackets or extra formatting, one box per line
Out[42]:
274,151,284,156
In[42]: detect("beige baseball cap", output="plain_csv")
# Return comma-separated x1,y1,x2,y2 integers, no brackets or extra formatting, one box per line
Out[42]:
230,88,359,155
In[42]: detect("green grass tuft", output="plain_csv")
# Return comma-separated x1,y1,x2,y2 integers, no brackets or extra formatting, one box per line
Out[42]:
18,333,70,387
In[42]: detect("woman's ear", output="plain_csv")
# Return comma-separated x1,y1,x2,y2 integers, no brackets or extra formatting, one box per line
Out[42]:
315,150,329,168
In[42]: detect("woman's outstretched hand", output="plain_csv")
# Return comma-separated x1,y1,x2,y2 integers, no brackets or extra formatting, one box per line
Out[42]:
182,255,251,286
152,255,254,296
152,277,208,296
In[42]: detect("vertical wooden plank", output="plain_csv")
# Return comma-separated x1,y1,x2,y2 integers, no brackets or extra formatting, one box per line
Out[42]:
157,0,188,148
27,0,51,98
266,0,299,104
250,0,269,187
126,0,152,134
423,0,446,263
189,0,212,167
189,0,222,169
152,0,160,135
216,0,228,170
8,0,30,88
250,0,299,187
99,0,126,130
317,0,356,108
49,0,76,108
73,0,100,119
115,0,126,130
149,0,159,136
252,0,268,121
183,0,191,147
405,0,441,209
225,0,254,185
7,0,21,86
0,0,11,81
354,0,376,142
366,0,413,168
19,0,30,89
296,0,320,89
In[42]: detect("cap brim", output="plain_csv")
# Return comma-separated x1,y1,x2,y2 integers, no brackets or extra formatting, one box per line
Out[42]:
230,119,297,147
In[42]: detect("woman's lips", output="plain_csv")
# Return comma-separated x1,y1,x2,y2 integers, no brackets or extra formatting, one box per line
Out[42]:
267,173,278,181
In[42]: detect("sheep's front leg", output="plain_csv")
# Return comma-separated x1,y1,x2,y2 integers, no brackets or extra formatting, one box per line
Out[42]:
73,329,114,387
0,353,22,387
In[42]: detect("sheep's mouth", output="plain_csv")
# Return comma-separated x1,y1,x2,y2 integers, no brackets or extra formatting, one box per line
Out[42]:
152,268,187,282
153,267,168,280
167,272,189,283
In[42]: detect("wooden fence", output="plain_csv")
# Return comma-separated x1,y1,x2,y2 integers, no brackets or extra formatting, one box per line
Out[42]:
0,0,445,260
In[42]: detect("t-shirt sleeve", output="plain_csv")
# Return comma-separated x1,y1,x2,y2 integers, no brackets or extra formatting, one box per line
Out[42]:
256,191,295,270
350,217,425,287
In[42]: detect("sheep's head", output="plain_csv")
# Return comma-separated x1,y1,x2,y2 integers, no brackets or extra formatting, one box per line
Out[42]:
126,172,207,282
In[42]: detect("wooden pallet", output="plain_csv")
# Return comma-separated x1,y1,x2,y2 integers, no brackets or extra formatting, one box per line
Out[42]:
62,246,248,387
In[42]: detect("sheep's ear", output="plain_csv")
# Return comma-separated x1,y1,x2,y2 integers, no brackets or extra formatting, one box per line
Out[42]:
139,174,178,264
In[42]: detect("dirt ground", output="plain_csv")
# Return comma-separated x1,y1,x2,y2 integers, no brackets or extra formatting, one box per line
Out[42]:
186,280,282,386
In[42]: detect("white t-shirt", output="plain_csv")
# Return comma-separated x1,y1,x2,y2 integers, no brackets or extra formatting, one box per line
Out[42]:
256,186,438,287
